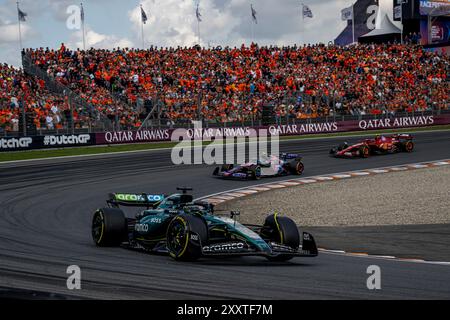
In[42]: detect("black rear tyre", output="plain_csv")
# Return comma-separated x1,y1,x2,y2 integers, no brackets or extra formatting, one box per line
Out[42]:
289,160,304,175
262,214,300,261
403,141,414,153
92,208,127,247
251,166,262,180
166,214,208,261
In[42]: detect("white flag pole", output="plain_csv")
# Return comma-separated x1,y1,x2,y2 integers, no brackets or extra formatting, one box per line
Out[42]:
400,1,404,44
352,3,355,44
140,5,145,49
197,4,201,45
198,18,201,45
81,3,86,51
17,1,23,52
251,5,254,44
302,5,305,46
251,20,254,44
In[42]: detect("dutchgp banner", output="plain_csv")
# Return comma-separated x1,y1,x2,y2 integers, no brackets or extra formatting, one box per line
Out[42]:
0,133,96,152
95,114,450,145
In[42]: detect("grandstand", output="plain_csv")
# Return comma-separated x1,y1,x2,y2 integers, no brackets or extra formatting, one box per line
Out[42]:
1,43,449,135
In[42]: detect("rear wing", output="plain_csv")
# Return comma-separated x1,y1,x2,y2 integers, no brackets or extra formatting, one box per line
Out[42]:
107,193,165,208
391,134,413,140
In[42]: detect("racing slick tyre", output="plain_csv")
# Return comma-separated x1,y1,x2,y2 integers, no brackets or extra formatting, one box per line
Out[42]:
166,214,208,261
262,214,300,262
402,141,414,153
251,166,262,180
289,160,304,175
213,167,220,176
359,145,370,158
92,208,127,247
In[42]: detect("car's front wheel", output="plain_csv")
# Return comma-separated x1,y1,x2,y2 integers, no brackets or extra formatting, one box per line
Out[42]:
251,166,262,180
262,214,300,262
359,145,370,158
166,214,208,261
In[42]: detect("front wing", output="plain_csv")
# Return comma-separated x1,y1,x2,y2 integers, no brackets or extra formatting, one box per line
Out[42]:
200,232,318,258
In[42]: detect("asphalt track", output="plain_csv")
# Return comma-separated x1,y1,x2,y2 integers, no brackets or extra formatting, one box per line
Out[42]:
0,131,450,299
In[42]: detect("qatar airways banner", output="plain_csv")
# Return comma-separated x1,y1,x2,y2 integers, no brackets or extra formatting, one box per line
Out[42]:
95,129,172,144
94,115,450,145
2,115,447,152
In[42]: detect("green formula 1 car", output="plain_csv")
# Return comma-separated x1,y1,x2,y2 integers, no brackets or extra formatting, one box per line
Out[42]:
91,188,318,261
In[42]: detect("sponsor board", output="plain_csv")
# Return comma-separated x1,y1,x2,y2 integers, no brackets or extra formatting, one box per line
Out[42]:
358,116,435,130
94,115,450,145
2,115,450,152
0,134,95,152
96,129,171,144
0,137,34,151
43,134,91,146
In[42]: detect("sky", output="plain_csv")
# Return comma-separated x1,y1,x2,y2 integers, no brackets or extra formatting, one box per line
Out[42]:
0,0,356,67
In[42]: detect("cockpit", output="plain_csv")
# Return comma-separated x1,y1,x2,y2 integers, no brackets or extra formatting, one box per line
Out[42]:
157,194,194,209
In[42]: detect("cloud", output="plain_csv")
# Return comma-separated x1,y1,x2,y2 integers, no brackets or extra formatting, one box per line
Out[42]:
126,0,352,48
67,26,134,50
0,22,34,43
129,0,241,48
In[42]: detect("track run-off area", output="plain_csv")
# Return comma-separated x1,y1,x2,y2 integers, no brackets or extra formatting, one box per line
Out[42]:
0,130,450,299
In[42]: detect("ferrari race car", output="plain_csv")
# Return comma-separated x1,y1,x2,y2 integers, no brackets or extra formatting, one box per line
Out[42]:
212,153,304,180
91,188,318,261
330,134,414,158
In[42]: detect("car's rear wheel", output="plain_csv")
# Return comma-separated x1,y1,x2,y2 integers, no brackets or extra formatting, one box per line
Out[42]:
289,161,304,175
262,214,300,262
359,145,370,158
403,141,414,153
166,214,208,261
92,208,127,247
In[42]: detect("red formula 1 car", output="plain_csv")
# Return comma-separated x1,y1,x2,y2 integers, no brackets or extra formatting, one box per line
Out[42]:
330,134,414,158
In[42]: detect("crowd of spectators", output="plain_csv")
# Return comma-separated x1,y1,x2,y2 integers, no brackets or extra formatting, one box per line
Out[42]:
2,42,449,131
27,42,449,125
0,63,71,132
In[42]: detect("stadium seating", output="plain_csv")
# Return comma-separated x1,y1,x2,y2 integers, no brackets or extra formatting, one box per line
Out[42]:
1,43,449,132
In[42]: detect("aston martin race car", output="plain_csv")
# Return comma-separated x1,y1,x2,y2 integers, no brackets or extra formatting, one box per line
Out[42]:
212,153,304,180
330,134,414,158
91,188,318,261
